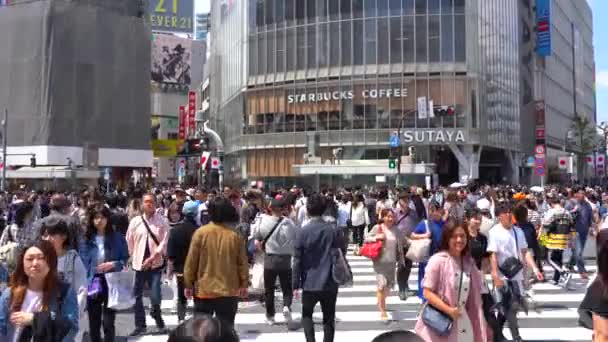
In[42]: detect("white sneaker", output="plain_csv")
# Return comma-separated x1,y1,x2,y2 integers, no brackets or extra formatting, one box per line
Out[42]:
265,316,275,326
283,306,292,323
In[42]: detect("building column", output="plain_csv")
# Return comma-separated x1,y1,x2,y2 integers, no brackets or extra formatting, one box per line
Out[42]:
505,151,521,184
448,144,482,183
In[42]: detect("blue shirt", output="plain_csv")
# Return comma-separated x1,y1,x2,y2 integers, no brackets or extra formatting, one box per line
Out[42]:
574,201,593,234
414,219,445,255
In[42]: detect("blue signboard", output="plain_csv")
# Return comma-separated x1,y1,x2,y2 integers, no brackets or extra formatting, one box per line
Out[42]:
536,0,551,56
389,134,400,148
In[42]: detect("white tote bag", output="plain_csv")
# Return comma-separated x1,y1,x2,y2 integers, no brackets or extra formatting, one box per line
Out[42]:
105,270,136,310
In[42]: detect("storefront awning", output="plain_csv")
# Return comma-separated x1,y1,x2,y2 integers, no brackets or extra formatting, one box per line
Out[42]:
293,160,435,176
5,167,101,179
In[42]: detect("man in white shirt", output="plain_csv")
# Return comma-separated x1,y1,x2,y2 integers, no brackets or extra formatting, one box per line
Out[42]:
488,203,543,342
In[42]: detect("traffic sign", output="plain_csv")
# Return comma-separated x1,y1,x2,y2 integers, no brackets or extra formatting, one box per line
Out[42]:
389,134,400,148
535,166,545,176
535,158,545,167
526,157,535,167
534,145,545,155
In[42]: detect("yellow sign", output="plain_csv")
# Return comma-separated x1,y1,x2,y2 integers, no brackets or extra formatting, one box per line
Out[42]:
152,140,183,157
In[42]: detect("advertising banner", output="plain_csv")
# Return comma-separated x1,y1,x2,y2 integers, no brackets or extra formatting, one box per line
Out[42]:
534,101,546,177
151,140,183,157
151,34,193,85
147,0,194,33
188,91,196,134
178,105,187,139
535,0,551,56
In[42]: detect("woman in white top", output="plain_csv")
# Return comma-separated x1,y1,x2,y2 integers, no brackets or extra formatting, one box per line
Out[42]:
351,193,370,250
0,240,79,341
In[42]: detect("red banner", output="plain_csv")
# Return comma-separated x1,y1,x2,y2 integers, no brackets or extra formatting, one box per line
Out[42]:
188,91,196,134
178,105,187,139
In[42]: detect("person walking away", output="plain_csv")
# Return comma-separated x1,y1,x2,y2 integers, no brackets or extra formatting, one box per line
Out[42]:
488,204,544,342
80,205,129,342
167,201,199,324
392,191,420,301
365,209,405,322
443,191,465,223
414,221,487,342
126,194,169,336
0,240,79,341
105,194,129,236
293,194,344,342
541,195,575,288
410,201,445,300
336,194,351,251
40,217,88,342
578,229,608,341
350,193,370,253
33,194,82,255
183,197,248,325
252,198,297,325
570,188,593,280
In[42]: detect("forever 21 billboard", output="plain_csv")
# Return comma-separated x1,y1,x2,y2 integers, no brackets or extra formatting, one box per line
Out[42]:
147,0,194,34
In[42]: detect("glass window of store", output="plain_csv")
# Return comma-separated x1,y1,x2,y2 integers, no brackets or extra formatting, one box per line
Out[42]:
276,30,286,73
402,15,414,63
364,18,377,65
415,15,427,63
341,21,352,65
389,17,401,64
378,17,389,64
428,14,440,62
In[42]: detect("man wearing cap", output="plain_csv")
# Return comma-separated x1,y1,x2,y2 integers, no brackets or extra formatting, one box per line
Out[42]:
174,187,188,207
252,197,297,325
167,201,200,323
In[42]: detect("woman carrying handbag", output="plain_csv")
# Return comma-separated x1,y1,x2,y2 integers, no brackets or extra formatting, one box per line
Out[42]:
415,221,486,342
364,209,405,322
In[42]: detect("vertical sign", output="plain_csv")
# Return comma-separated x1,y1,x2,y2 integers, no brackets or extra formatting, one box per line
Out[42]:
178,105,187,139
417,97,428,119
535,0,551,56
535,101,546,177
188,91,196,136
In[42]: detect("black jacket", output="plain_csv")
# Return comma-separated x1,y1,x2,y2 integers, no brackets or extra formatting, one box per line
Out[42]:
167,217,198,273
292,217,343,292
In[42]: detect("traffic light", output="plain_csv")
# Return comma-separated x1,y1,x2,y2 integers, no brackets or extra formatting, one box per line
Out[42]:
30,156,36,168
434,105,456,117
388,158,396,169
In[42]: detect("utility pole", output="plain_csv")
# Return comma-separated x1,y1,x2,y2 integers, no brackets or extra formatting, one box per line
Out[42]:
1,109,7,192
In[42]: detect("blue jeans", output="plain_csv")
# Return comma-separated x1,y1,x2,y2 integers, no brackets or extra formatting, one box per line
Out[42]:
572,231,588,274
133,268,163,328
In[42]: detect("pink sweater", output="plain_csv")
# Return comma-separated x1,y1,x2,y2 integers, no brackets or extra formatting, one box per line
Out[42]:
415,252,487,342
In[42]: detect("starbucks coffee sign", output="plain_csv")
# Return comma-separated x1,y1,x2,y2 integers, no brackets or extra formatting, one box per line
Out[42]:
403,129,467,144
287,88,408,104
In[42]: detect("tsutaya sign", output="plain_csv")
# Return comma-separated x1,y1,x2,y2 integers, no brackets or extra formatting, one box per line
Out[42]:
403,129,467,144
287,88,408,104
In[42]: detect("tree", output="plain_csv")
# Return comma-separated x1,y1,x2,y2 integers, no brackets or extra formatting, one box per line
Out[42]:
570,114,598,180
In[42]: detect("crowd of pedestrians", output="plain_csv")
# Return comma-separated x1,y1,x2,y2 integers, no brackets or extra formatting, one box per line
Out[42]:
0,183,603,341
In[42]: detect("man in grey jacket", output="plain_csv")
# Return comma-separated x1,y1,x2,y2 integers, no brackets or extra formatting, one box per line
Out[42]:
253,197,297,325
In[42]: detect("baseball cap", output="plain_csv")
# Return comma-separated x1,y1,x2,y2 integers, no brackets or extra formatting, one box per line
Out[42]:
477,198,491,211
182,201,199,216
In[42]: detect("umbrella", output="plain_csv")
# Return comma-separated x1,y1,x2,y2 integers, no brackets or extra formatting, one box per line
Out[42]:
530,186,544,193
449,182,465,188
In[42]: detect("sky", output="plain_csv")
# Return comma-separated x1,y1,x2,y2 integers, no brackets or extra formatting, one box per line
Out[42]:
194,0,606,123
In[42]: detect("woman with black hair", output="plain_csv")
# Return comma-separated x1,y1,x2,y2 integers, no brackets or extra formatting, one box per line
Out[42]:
579,229,608,341
168,315,240,342
80,205,129,342
0,201,37,248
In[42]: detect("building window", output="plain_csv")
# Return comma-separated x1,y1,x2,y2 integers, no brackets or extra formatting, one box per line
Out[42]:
364,0,376,17
340,0,352,19
353,19,364,65
297,26,307,69
286,28,296,71
428,0,440,14
402,15,414,63
378,18,389,64
365,18,377,64
275,0,285,27
316,0,327,21
330,22,340,66
454,0,464,14
353,0,364,18
248,36,257,75
256,0,264,27
402,0,414,14
428,15,440,62
307,25,316,69
455,14,466,61
389,17,401,64
415,0,426,14
296,0,305,24
378,0,389,16
285,0,295,26
341,21,353,65
276,30,285,72
265,0,274,27
415,15,427,63
267,31,276,74
441,0,453,13
258,34,267,74
329,0,339,20
389,0,401,16
318,23,329,68
441,14,453,61
306,0,316,23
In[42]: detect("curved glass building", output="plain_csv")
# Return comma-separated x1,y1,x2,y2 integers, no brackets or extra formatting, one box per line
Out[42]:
209,0,595,187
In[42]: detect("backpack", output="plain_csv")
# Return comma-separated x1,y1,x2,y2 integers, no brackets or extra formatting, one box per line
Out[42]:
0,225,20,271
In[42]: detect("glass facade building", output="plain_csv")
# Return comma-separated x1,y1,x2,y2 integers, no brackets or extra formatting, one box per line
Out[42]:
209,0,533,186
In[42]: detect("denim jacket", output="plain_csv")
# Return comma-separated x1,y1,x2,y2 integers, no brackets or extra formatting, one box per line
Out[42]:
0,282,79,342
80,231,129,280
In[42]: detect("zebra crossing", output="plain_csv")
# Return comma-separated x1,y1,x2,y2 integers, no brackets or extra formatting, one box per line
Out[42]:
127,252,595,341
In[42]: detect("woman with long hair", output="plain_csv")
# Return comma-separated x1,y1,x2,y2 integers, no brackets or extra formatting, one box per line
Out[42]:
80,205,129,342
0,240,79,341
167,202,184,227
364,209,405,322
351,193,370,252
415,221,487,342
579,229,608,341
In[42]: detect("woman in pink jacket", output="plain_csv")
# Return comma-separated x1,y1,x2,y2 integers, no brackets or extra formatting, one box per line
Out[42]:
415,220,487,342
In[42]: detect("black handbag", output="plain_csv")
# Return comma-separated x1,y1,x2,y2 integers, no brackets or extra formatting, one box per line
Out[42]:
421,256,464,336
499,228,524,279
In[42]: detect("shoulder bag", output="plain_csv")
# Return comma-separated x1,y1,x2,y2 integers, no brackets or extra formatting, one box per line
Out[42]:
0,225,19,270
141,215,167,270
406,220,432,262
331,247,353,287
421,256,464,336
261,217,285,251
360,225,383,260
498,228,524,279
